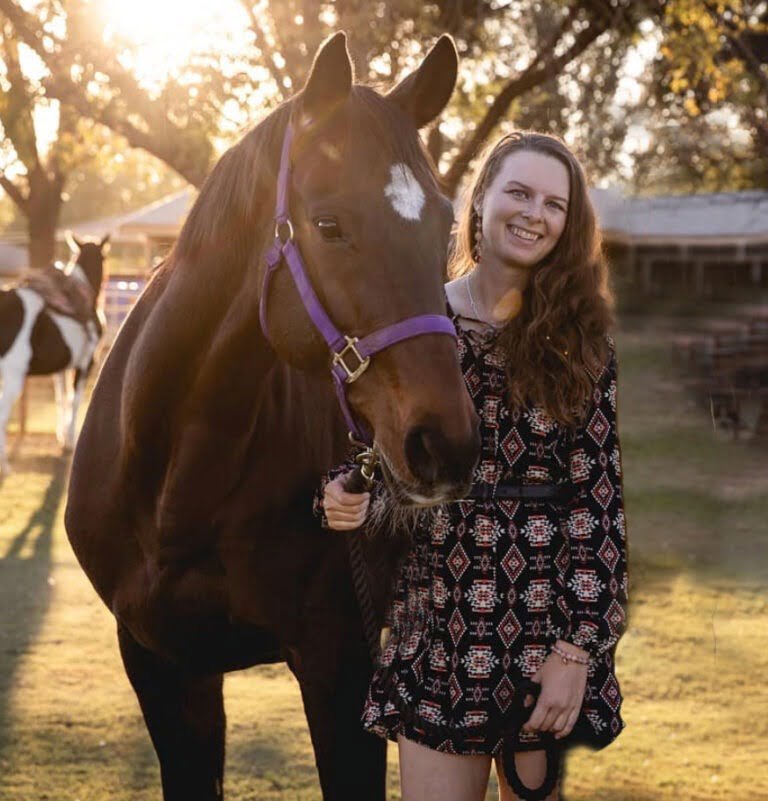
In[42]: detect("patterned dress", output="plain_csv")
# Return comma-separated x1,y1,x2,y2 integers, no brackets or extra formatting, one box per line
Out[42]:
317,320,628,756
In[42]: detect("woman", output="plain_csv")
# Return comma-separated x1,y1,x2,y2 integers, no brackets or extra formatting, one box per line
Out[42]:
317,132,628,801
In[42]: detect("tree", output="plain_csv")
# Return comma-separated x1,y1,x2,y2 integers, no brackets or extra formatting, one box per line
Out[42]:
629,0,768,193
0,19,79,267
0,0,659,199
0,0,223,187
237,0,661,194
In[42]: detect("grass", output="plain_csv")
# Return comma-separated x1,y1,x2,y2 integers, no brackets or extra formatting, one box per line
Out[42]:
1,319,767,801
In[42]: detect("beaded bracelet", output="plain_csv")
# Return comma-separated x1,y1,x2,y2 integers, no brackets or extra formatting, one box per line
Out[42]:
551,643,590,665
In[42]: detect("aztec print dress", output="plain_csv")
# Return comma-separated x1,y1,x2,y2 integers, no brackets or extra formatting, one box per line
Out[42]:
317,320,629,756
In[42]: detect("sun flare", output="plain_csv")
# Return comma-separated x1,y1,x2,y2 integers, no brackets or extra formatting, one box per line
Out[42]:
99,0,249,86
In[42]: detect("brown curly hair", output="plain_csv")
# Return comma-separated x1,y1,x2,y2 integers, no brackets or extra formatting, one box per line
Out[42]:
449,131,616,428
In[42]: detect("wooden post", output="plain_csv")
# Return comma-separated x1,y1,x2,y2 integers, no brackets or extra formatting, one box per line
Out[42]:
694,260,704,296
755,399,768,440
641,259,652,294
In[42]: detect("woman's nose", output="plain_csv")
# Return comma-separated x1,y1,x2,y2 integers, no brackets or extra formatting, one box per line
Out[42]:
522,205,543,223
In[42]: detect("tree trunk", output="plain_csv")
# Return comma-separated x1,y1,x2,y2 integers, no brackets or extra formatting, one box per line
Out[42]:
26,168,64,268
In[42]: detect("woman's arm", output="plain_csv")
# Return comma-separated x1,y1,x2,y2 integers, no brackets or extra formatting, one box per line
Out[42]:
558,339,629,658
526,338,629,739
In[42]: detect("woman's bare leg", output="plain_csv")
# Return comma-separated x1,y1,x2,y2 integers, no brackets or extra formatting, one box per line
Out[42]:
398,735,492,801
496,750,560,801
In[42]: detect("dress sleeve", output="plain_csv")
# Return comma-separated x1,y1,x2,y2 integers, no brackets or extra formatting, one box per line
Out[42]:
558,339,629,658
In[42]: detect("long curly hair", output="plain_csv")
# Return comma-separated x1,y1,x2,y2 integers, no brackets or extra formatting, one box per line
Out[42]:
449,131,615,428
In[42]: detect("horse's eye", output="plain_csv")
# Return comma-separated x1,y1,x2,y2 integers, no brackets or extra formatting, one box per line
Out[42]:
315,216,343,241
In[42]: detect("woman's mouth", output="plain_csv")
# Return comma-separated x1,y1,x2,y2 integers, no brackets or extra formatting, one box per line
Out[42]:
507,224,542,244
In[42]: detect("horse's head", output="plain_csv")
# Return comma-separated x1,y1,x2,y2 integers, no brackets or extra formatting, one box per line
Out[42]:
260,34,480,504
67,233,109,295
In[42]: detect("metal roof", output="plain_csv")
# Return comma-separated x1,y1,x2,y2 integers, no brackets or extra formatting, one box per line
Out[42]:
0,242,27,275
591,188,768,243
118,189,196,236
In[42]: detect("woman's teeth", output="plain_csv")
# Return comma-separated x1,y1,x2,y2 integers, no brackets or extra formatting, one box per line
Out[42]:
508,225,541,242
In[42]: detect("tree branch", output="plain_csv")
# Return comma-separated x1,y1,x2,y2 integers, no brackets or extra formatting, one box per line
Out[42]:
0,172,28,212
237,0,290,97
442,10,613,194
0,19,41,169
1,0,212,185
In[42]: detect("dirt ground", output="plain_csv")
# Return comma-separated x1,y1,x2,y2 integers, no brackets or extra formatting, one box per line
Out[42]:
0,317,766,801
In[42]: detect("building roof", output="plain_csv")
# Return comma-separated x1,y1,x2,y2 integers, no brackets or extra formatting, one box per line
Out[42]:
118,189,197,238
0,242,27,275
591,188,768,244
63,211,145,244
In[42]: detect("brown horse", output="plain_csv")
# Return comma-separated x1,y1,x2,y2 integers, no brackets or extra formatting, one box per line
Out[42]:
65,33,480,801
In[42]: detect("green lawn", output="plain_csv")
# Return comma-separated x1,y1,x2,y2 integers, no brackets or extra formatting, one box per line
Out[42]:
1,319,767,801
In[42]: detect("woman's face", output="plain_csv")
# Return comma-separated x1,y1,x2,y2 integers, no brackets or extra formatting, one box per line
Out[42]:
477,149,570,270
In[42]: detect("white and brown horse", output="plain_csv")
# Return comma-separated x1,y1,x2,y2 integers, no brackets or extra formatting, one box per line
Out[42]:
0,235,107,472
66,35,479,801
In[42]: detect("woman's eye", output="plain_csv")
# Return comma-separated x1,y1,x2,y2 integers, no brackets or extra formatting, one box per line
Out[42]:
508,189,526,199
315,217,343,241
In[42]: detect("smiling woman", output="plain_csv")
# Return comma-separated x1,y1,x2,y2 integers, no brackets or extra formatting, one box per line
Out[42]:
99,0,249,85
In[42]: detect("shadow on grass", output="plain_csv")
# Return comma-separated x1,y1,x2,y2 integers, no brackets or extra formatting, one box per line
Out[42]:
0,456,69,767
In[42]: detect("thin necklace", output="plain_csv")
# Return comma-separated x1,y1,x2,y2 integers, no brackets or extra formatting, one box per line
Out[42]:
466,274,502,329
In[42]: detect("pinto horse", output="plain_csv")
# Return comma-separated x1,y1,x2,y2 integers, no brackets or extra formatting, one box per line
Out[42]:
65,34,480,801
0,236,106,472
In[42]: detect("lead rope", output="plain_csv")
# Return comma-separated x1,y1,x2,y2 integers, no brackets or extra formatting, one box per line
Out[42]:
342,438,383,665
501,680,562,801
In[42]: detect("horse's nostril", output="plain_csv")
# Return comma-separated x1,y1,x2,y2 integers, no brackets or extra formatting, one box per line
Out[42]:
404,426,440,486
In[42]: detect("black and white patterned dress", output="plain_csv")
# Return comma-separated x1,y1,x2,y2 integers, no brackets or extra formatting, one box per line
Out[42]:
318,320,629,756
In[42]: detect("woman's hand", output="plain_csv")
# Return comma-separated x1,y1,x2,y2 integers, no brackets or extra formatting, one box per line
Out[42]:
522,641,589,740
323,473,371,531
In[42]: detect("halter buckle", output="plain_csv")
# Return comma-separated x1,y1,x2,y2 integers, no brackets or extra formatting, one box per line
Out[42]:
333,336,371,383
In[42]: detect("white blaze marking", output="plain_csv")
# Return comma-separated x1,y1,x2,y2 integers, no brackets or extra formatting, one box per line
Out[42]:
384,163,425,221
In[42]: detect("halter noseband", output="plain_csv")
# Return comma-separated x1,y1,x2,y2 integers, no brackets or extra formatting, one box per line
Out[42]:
259,121,456,445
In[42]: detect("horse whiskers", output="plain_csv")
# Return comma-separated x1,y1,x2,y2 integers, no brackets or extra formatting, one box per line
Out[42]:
363,487,441,540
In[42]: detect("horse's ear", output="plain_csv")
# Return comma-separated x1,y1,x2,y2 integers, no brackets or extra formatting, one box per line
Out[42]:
65,230,80,252
100,233,111,252
294,31,353,130
387,35,458,129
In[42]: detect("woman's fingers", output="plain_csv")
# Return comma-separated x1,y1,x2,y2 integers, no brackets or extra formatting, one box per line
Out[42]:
523,698,549,733
550,708,571,737
554,708,580,739
534,703,561,733
324,477,371,530
326,476,370,505
327,518,368,531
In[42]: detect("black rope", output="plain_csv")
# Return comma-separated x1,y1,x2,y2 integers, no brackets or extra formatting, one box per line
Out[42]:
343,466,382,664
501,680,562,801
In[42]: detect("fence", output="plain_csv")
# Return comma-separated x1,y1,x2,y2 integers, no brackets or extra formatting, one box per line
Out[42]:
102,276,146,341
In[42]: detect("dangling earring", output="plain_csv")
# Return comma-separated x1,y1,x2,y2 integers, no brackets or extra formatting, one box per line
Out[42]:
473,212,483,264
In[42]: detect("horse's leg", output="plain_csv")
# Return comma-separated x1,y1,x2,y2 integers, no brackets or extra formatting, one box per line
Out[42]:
0,364,27,474
53,370,69,445
64,367,87,451
117,623,226,801
292,616,386,801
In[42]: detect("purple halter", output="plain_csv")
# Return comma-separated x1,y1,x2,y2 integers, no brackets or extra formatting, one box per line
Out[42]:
259,121,456,444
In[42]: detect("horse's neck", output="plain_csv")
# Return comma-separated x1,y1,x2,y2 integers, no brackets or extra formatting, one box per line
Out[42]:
123,267,345,535
68,262,100,297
